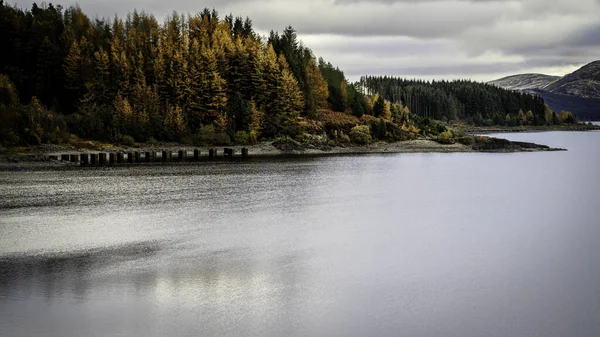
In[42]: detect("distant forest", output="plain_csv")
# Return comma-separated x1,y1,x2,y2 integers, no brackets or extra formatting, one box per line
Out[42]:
0,1,578,146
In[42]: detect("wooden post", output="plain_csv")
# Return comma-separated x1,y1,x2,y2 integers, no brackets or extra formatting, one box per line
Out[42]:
241,148,249,157
135,152,141,162
90,153,98,166
145,152,152,162
224,148,233,158
98,153,107,166
117,153,124,164
162,151,168,162
193,149,200,161
80,154,89,166
109,153,116,165
209,148,216,159
178,150,185,161
61,154,69,161
128,152,134,163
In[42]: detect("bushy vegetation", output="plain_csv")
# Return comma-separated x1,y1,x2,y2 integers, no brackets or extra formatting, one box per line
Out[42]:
349,125,372,144
436,131,454,144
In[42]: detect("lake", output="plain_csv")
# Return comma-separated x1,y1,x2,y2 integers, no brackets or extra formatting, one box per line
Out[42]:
1,131,599,337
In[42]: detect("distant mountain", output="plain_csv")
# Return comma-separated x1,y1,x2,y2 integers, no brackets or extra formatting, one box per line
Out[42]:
488,61,600,120
544,61,600,99
488,74,560,91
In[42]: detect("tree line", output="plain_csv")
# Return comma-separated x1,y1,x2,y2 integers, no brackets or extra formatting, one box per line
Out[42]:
0,2,338,145
357,76,577,126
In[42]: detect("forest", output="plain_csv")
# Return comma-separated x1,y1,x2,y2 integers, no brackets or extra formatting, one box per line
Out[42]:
0,1,579,147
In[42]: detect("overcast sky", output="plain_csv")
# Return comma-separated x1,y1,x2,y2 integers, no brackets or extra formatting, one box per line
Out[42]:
14,0,600,82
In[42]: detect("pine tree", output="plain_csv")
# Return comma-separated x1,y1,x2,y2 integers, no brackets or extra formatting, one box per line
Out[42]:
113,93,133,136
82,48,111,106
110,37,130,95
164,104,185,140
64,40,83,92
373,95,385,117
305,58,328,114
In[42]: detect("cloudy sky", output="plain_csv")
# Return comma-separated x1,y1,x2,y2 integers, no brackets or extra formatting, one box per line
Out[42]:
15,0,600,82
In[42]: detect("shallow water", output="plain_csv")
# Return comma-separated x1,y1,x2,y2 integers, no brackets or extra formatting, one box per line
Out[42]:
1,131,599,337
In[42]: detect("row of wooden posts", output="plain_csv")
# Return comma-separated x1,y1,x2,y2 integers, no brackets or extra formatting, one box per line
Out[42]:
50,148,249,166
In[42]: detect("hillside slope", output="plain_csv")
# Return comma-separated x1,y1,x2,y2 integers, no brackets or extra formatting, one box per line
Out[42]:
488,74,560,91
489,61,600,120
544,61,600,99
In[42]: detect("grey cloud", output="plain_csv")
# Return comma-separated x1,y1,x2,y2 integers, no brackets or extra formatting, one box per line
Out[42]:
344,62,529,78
334,0,515,3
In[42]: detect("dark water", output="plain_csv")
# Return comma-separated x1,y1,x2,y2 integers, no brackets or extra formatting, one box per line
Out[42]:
1,132,599,337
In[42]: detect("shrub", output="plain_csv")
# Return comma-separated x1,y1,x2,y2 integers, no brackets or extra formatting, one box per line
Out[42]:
338,132,351,143
350,125,372,144
272,136,303,152
279,122,303,139
147,137,158,145
120,135,135,146
457,136,474,145
214,132,231,145
297,118,324,135
318,109,360,134
234,131,257,145
436,131,454,144
194,124,216,146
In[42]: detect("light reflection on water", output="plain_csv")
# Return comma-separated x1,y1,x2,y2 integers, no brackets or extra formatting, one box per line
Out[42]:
1,132,600,336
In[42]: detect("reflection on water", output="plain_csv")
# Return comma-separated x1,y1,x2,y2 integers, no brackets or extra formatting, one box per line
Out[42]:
1,132,600,336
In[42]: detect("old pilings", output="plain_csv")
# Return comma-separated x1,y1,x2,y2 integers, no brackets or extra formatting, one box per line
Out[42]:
66,146,251,167
98,153,107,166
90,153,98,165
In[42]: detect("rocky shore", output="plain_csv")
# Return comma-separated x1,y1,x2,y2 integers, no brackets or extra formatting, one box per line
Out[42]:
465,124,600,134
0,136,564,169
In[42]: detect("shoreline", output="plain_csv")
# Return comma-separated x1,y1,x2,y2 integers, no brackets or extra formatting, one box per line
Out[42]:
0,138,564,169
464,124,600,134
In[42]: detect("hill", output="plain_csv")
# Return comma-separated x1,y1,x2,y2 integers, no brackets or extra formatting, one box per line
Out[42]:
489,61,600,120
488,74,560,92
544,61,600,99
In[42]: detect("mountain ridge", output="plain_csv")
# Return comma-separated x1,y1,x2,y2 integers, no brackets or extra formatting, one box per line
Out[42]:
488,61,600,120
488,73,560,91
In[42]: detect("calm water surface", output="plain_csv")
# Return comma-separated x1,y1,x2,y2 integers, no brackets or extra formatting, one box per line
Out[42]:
1,131,599,336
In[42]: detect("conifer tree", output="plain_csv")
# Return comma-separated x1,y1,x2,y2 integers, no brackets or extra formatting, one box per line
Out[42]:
305,58,329,114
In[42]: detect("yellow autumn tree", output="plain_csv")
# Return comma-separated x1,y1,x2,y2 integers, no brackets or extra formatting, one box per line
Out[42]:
305,58,328,113
164,104,185,139
383,99,392,120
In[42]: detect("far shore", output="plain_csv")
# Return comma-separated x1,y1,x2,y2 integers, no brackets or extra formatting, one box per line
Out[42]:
0,137,565,169
464,123,600,134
